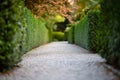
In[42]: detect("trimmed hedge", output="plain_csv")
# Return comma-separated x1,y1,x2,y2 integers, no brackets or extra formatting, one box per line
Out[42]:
68,25,75,44
100,0,120,68
68,3,120,68
0,2,51,72
87,10,106,52
68,11,99,51
0,0,26,71
74,16,89,49
52,32,65,41
25,9,50,51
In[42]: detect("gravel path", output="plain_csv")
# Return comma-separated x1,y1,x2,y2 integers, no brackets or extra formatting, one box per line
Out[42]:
0,41,119,80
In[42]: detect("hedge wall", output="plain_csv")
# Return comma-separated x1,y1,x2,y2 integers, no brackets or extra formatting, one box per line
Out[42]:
52,32,65,41
68,11,100,51
0,0,26,71
0,1,50,72
74,16,89,49
68,1,120,68
25,9,50,51
100,0,120,68
68,25,75,44
87,10,105,52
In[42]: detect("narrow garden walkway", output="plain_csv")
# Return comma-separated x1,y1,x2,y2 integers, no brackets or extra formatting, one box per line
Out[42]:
0,41,119,80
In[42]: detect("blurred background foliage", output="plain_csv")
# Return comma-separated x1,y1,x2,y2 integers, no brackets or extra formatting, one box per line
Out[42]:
73,0,100,21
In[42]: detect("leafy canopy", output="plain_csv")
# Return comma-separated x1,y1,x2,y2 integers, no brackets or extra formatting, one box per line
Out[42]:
25,0,74,22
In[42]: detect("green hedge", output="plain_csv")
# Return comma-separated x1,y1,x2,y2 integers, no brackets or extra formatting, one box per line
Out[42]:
68,25,75,44
0,0,26,71
87,10,105,52
100,0,120,68
0,2,51,72
74,16,89,49
68,14,91,49
52,32,65,41
68,5,120,68
25,9,50,51
67,10,110,53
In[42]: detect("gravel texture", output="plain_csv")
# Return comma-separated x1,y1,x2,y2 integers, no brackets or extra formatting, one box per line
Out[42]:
0,41,119,80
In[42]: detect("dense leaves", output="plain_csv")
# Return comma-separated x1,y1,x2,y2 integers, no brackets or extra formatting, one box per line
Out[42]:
0,0,26,72
100,0,120,69
74,16,89,49
25,8,50,51
25,0,73,22
52,32,65,41
74,0,100,20
0,1,51,72
68,0,120,69
68,25,75,43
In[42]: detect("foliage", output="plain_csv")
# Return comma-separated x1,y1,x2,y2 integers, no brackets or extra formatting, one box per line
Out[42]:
67,10,108,51
68,4,120,69
25,0,73,22
64,27,70,41
100,0,120,68
74,16,89,49
69,10,103,51
87,10,101,52
67,24,75,44
52,32,65,41
24,8,50,51
55,15,65,22
0,1,51,71
74,0,100,20
43,14,67,41
0,0,26,72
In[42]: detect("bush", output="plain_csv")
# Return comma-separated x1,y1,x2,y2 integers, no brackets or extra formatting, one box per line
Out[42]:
52,31,65,41
100,0,120,68
67,25,75,44
0,2,51,72
64,27,69,41
74,16,89,49
87,10,109,53
68,4,120,68
24,8,50,51
68,14,90,49
0,0,26,71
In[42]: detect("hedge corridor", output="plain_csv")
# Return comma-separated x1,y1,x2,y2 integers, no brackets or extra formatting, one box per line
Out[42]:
0,0,120,72
0,0,51,72
68,0,120,69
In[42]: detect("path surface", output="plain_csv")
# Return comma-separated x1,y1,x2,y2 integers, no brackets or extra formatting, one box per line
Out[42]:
0,41,119,80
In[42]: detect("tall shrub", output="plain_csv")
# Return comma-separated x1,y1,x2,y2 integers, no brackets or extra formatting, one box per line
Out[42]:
74,16,89,49
68,0,120,68
68,11,100,50
0,0,26,71
87,10,109,53
101,0,120,68
0,1,51,72
68,25,75,44
24,9,50,51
